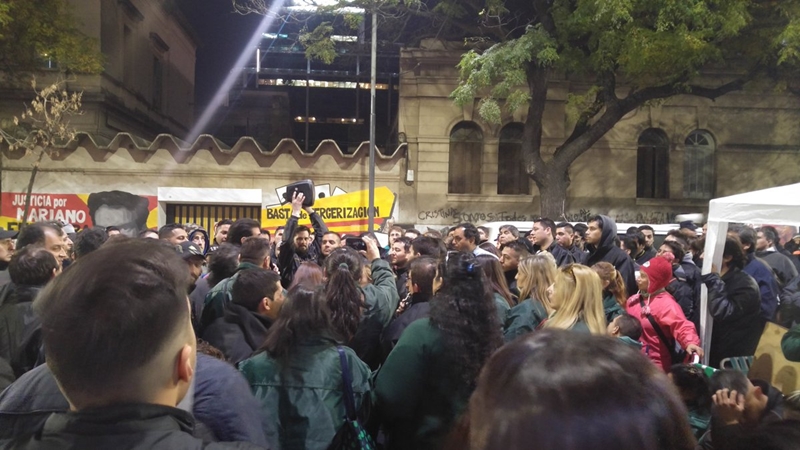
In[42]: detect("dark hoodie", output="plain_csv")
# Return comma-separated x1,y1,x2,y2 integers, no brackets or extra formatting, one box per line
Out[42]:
189,228,211,257
583,215,638,298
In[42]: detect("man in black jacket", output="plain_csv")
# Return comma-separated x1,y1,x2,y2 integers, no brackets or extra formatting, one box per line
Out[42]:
530,218,574,267
277,192,328,288
0,239,261,449
0,246,59,378
583,215,638,297
381,257,437,358
203,269,284,364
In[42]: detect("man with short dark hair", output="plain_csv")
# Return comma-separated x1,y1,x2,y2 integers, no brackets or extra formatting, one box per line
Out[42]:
15,223,68,270
756,227,798,288
637,225,657,264
277,192,328,288
627,231,651,266
158,223,188,246
203,269,284,364
680,220,699,238
0,239,261,448
409,236,444,261
319,231,341,264
730,226,780,321
584,215,637,297
381,257,437,358
0,246,59,378
227,219,261,247
389,237,412,299
0,228,18,287
404,229,420,240
572,223,588,251
500,241,529,296
476,226,490,244
208,219,233,254
530,218,574,267
201,238,272,332
176,241,206,289
72,227,108,260
452,223,497,259
555,222,583,262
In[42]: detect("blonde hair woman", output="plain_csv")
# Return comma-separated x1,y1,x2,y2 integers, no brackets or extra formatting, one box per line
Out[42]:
544,264,606,335
503,252,557,342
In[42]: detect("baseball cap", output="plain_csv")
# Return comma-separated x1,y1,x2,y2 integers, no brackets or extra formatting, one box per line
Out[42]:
0,227,18,240
679,221,698,231
176,241,204,260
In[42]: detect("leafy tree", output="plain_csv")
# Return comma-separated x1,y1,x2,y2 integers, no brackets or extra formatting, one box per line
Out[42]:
0,0,103,75
235,0,800,218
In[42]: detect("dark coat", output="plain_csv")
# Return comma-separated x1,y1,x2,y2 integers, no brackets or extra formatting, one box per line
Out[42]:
201,262,262,332
0,354,269,448
395,265,409,301
534,241,574,268
703,269,766,368
756,249,799,288
602,293,624,324
503,297,549,342
636,246,657,266
380,295,431,360
705,381,786,450
202,303,273,364
0,403,262,449
744,253,780,321
277,212,328,288
0,285,44,378
583,215,638,297
666,278,695,325
190,276,212,331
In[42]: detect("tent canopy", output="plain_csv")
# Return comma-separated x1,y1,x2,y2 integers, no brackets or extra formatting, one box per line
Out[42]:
700,182,800,364
708,183,800,225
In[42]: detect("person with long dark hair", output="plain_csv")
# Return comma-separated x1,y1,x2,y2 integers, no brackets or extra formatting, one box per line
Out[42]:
476,254,515,324
455,330,696,450
239,284,371,450
322,236,399,369
373,251,502,450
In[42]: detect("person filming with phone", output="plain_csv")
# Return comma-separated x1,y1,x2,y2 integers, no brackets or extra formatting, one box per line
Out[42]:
278,191,329,288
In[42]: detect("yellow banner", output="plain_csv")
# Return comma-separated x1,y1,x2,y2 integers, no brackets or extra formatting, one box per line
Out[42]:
261,187,396,234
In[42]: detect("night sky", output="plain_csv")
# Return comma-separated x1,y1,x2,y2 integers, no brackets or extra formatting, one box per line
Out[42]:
175,0,264,108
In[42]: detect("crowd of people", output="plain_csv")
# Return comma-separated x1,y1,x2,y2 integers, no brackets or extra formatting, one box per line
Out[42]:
0,193,799,449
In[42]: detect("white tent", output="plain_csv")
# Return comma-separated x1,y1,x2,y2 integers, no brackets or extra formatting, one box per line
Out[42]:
700,182,800,362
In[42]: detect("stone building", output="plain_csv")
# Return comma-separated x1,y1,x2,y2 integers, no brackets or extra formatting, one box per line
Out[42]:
0,0,197,140
2,39,800,233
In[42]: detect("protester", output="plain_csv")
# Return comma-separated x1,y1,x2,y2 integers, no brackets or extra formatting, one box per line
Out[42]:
71,227,108,260
606,313,643,350
730,226,780,321
756,227,798,287
210,219,233,253
583,215,638,297
496,224,519,248
287,261,324,289
555,222,584,262
476,254,515,325
658,240,700,330
203,269,284,364
239,284,370,450
190,243,239,331
591,261,626,323
543,264,606,334
0,228,16,287
409,235,445,261
318,231,341,265
702,236,765,368
158,223,188,246
0,239,262,448
374,251,502,450
190,227,211,256
451,223,498,259
572,222,588,252
177,241,206,288
202,238,272,331
405,228,420,240
625,255,703,371
530,218,574,267
0,246,59,378
503,253,557,342
381,257,437,357
637,225,657,264
278,192,328,288
669,364,712,440
457,330,695,450
499,241,529,296
138,228,159,240
15,222,68,269
389,236,412,300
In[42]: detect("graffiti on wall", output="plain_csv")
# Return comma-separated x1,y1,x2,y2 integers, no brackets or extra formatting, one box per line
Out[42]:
0,191,158,236
416,206,681,226
262,186,396,234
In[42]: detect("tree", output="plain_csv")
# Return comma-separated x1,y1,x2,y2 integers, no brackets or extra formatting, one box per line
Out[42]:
0,0,103,75
235,0,800,218
0,79,84,225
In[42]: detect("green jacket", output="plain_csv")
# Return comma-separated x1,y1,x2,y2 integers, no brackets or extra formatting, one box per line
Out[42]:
373,318,470,450
362,259,401,328
238,336,371,450
503,297,549,342
493,292,511,326
782,324,800,362
618,336,643,350
201,262,261,331
603,293,624,324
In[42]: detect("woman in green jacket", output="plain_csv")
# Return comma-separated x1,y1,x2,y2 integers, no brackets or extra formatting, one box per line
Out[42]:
592,261,627,324
239,284,371,450
373,251,503,450
503,252,558,342
476,254,516,325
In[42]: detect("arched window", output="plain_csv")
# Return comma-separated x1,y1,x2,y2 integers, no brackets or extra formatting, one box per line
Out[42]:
448,122,483,194
636,128,670,199
684,130,715,199
497,123,530,195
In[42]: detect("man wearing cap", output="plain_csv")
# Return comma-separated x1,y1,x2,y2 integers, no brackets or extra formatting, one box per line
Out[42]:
680,221,699,239
176,241,206,288
0,228,18,287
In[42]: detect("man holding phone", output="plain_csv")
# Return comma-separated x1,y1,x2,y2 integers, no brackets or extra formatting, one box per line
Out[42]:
277,191,329,288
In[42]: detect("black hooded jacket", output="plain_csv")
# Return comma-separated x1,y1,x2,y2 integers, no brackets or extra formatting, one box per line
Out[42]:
202,303,273,365
582,215,638,297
